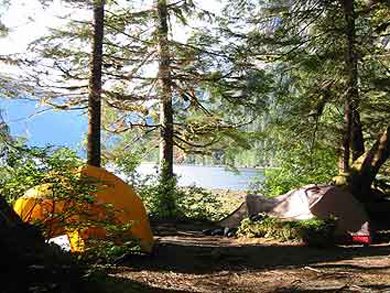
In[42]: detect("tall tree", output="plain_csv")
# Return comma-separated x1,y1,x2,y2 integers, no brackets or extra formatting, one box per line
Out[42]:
340,0,365,173
156,0,174,184
14,0,270,216
87,0,105,167
222,0,390,199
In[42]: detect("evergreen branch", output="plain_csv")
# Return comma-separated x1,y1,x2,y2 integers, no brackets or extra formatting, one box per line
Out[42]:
254,30,331,61
29,61,87,81
40,100,87,111
120,128,159,152
103,71,157,81
170,40,234,61
102,41,148,55
104,22,155,46
104,7,154,18
104,122,159,134
362,44,390,76
166,0,186,9
173,133,219,149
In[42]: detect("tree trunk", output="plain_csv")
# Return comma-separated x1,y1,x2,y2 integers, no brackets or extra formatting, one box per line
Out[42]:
349,126,390,202
351,109,365,160
340,96,352,173
87,0,105,167
156,0,174,181
339,0,364,172
156,0,176,216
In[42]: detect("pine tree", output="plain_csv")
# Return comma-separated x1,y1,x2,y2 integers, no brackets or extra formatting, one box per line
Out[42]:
20,0,269,216
87,0,105,167
156,0,174,185
222,0,390,200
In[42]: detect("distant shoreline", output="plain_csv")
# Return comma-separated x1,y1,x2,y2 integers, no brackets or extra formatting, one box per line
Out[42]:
136,163,269,191
140,162,278,170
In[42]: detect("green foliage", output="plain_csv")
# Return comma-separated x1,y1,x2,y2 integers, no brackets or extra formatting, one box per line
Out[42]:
146,174,179,220
175,185,225,222
238,215,336,247
78,225,141,265
113,155,226,221
110,153,143,181
135,175,225,222
0,141,140,257
0,142,84,203
250,142,338,196
0,142,100,237
114,161,224,221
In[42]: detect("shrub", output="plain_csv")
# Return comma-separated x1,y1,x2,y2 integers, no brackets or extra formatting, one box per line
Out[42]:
1,143,141,260
249,143,338,197
238,215,336,247
0,143,84,203
176,185,225,222
115,161,227,222
136,177,225,222
79,224,142,265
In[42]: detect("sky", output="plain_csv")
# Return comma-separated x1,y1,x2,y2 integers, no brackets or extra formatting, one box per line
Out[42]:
0,0,222,150
0,0,87,148
0,98,87,149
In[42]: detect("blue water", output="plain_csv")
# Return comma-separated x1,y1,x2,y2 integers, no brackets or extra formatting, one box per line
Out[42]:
1,99,264,190
137,163,264,190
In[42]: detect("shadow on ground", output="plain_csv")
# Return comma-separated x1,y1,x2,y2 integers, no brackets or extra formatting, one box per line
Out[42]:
122,242,390,273
89,275,189,293
120,223,390,274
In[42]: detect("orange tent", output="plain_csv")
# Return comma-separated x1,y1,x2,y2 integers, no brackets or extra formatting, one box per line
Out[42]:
13,165,154,253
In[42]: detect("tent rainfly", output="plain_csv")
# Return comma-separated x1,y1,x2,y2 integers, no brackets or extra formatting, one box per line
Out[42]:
218,184,371,244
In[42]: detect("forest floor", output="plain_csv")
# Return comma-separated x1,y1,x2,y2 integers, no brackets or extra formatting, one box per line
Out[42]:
96,222,390,293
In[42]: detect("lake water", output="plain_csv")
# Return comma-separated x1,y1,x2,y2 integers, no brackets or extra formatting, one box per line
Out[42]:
137,163,264,191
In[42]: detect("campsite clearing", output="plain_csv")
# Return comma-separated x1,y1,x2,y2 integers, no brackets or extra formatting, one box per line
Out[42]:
96,222,390,293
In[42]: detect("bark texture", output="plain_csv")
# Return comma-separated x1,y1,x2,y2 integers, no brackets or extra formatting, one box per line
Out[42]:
87,0,105,167
339,0,365,172
351,110,365,161
350,126,390,202
155,0,177,216
157,0,174,181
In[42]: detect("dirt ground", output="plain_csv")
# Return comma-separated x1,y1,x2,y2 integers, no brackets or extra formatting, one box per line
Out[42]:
99,223,390,293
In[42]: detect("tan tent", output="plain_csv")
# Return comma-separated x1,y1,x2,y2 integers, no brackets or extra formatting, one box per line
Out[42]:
219,184,371,243
13,165,154,253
